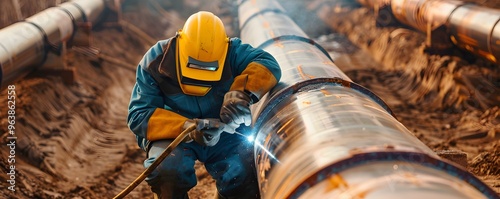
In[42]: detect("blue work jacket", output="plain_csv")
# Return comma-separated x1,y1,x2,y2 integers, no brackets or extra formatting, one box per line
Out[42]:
127,37,281,150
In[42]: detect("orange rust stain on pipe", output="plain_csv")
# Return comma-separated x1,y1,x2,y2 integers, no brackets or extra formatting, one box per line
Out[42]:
262,21,270,28
297,65,307,80
320,89,333,96
325,174,348,192
323,61,335,66
297,65,316,80
269,30,275,38
274,41,284,48
286,49,307,54
277,118,295,137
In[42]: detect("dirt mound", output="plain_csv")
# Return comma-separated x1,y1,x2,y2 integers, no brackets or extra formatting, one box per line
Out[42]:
470,145,500,176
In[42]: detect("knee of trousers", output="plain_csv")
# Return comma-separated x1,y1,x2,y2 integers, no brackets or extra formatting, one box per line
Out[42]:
144,141,197,190
209,153,259,197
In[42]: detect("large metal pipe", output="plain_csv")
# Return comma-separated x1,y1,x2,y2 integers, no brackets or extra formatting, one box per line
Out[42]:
357,0,500,63
237,0,498,198
0,0,106,89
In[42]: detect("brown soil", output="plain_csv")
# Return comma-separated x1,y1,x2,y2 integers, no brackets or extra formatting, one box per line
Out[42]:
0,0,498,198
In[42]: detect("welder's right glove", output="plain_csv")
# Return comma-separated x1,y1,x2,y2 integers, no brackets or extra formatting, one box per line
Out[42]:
220,90,252,129
183,118,225,147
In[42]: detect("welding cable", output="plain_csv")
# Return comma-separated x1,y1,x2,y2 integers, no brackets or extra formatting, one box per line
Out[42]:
113,124,197,199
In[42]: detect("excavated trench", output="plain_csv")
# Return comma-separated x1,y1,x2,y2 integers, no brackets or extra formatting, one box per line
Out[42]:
0,0,498,198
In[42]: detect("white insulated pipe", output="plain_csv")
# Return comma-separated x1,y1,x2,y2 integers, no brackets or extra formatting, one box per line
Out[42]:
0,0,105,89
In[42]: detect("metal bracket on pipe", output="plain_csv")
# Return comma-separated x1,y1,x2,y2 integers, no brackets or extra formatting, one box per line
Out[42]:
36,42,76,85
101,0,124,28
71,22,93,47
34,21,96,85
35,21,95,85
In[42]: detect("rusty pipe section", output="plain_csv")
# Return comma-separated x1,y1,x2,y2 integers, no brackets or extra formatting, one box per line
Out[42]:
0,0,105,89
238,0,498,198
358,0,500,63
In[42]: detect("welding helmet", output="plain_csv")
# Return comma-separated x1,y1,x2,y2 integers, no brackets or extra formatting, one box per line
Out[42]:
176,11,229,96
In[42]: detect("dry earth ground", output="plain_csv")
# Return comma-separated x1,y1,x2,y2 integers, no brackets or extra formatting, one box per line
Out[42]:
0,0,498,198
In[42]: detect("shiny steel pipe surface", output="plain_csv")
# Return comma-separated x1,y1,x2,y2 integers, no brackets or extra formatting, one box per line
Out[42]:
238,0,498,198
0,0,105,89
359,0,500,63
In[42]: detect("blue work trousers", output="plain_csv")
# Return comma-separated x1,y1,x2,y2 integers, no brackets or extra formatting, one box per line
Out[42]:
144,133,260,199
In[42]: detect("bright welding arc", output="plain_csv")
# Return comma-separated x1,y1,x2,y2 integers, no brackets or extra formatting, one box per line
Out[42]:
234,131,280,163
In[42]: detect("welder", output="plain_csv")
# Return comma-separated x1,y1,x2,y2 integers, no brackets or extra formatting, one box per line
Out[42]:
127,11,282,199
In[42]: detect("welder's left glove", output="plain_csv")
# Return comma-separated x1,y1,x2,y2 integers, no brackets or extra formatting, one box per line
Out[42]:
220,90,252,128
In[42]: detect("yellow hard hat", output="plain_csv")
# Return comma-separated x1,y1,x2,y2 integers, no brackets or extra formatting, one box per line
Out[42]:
176,11,229,96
